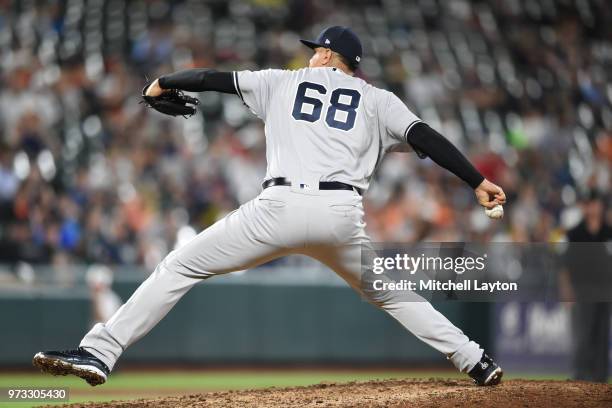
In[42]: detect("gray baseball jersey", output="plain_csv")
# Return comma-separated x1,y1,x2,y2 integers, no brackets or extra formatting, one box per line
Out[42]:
80,67,484,376
233,67,421,190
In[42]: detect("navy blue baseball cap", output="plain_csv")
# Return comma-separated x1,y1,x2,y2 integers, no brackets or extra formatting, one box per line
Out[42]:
300,26,362,67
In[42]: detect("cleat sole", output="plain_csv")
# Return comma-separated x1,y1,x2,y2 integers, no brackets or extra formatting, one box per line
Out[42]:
32,352,106,386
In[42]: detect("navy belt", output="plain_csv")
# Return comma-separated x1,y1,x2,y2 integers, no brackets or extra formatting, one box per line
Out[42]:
262,177,362,196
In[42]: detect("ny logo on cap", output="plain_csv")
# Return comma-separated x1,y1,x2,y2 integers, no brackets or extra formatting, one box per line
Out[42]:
324,38,331,45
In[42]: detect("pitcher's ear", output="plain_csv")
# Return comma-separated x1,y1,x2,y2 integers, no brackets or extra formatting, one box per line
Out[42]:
320,48,330,65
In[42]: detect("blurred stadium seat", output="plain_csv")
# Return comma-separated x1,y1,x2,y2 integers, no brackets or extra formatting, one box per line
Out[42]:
0,0,609,272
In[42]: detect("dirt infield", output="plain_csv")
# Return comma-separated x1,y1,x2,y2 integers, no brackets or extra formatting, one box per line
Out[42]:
51,378,611,408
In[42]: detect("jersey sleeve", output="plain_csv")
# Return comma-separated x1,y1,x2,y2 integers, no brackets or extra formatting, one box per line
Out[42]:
233,69,287,120
379,91,422,151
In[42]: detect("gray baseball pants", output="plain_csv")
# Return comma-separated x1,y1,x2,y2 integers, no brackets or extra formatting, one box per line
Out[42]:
80,186,483,372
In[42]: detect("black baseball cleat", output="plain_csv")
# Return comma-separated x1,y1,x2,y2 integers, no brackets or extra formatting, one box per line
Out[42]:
468,353,503,386
33,347,110,386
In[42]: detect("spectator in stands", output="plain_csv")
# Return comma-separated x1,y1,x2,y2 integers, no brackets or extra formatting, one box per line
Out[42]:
0,0,609,267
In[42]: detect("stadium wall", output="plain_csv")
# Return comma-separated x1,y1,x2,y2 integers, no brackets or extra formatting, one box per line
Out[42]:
0,279,490,366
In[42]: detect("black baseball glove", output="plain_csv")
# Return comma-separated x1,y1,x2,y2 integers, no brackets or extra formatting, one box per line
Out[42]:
141,83,200,117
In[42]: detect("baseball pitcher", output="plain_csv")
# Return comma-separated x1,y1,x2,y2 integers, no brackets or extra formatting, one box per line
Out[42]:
34,26,506,387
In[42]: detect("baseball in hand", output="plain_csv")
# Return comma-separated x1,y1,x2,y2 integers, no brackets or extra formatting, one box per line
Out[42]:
484,204,504,219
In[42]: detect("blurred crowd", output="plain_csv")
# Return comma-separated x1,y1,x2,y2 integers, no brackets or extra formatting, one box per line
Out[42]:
0,0,610,270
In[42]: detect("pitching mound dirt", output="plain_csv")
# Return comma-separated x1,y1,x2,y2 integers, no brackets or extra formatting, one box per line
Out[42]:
50,378,611,408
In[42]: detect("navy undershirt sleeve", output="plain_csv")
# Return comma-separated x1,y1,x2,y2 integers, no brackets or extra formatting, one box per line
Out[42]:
406,122,484,189
158,69,237,94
